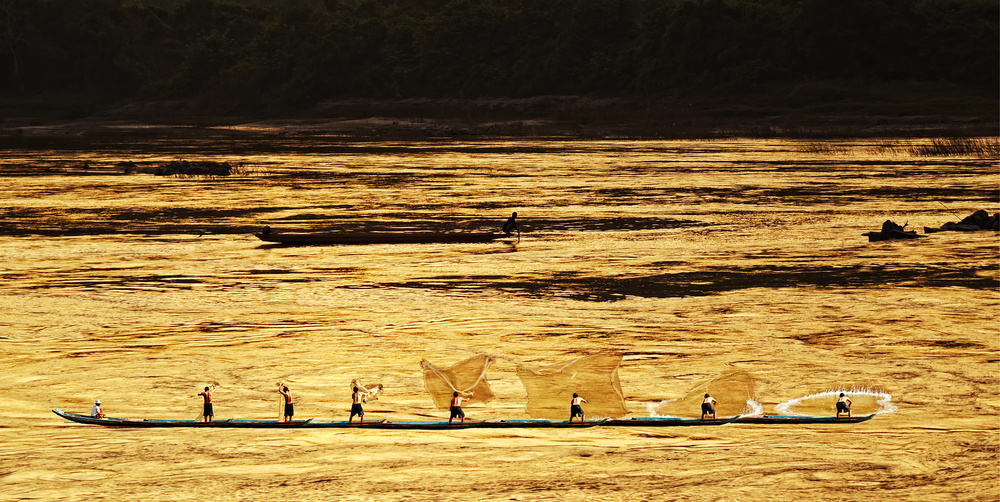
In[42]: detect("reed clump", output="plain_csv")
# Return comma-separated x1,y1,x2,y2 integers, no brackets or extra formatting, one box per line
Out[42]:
910,137,1000,158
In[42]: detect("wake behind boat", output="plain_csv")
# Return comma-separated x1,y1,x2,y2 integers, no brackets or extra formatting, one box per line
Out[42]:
254,231,507,245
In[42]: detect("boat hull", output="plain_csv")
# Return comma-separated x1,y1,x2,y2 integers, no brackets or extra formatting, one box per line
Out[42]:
254,232,504,245
478,419,608,428
53,409,385,428
604,416,739,427
733,413,876,424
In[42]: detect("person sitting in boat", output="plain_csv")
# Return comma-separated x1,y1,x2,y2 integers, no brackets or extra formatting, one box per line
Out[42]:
836,393,852,418
569,393,587,423
91,400,105,419
880,220,907,233
350,386,369,424
701,393,717,419
198,386,214,423
279,386,294,423
501,212,519,236
262,225,271,235
449,391,471,424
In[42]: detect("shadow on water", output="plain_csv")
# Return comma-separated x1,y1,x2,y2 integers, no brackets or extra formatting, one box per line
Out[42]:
371,262,998,301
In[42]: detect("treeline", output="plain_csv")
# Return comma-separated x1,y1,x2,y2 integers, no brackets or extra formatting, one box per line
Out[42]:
1,0,996,112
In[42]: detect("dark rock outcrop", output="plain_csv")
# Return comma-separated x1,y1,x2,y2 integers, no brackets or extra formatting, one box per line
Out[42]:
925,210,1000,233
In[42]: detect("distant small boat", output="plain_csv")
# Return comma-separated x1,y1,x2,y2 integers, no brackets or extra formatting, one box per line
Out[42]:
733,413,876,424
862,230,921,242
254,231,507,245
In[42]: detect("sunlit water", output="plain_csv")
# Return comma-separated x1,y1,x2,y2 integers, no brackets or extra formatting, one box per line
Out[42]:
0,136,996,501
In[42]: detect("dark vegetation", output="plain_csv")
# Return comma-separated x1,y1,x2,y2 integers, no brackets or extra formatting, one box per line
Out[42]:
0,0,996,123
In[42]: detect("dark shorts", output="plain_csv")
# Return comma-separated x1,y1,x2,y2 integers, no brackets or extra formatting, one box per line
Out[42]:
351,403,364,417
701,403,715,415
284,403,294,417
203,403,214,417
836,402,850,413
570,404,584,417
450,406,465,419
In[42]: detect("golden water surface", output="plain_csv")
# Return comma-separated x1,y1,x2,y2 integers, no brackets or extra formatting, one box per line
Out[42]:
0,137,997,501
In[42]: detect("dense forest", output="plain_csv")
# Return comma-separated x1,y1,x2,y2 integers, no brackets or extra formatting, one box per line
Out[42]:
0,0,996,113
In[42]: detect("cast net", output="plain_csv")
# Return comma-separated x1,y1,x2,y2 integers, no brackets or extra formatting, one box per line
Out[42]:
654,370,757,417
421,355,496,409
515,351,628,420
350,379,384,402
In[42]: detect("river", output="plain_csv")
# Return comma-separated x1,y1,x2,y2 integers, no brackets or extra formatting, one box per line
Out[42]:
0,134,997,501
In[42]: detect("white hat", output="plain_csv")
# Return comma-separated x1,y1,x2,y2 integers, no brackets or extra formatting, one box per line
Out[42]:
95,400,102,405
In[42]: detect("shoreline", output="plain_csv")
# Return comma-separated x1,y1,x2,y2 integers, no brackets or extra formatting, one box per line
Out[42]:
2,95,997,141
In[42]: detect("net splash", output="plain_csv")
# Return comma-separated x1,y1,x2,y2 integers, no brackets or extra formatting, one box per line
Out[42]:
776,386,897,416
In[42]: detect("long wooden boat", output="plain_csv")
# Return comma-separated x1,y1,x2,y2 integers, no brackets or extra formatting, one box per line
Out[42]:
604,415,740,427
733,413,876,424
254,231,506,245
54,409,739,429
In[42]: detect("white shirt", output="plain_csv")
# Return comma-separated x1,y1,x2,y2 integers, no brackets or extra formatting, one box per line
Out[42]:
91,405,102,418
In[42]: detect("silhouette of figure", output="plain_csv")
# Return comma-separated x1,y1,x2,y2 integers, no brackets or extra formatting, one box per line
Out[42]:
501,212,519,236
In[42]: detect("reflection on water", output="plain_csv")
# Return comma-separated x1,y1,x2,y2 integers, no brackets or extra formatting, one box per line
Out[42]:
0,137,996,500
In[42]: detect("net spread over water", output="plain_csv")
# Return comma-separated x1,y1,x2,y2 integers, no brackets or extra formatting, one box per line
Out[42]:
421,355,495,409
516,351,628,419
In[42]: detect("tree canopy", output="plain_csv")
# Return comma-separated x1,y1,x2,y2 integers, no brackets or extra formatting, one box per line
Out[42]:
1,0,995,112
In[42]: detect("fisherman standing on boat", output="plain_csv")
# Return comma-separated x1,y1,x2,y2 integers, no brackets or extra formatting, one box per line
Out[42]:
91,400,104,419
350,386,369,423
501,212,519,236
449,391,471,424
836,393,852,418
279,386,294,422
198,386,214,423
701,393,717,420
569,393,587,423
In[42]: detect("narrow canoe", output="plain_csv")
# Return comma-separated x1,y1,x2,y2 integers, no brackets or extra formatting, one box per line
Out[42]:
733,413,876,424
603,416,739,427
254,232,505,245
862,230,921,242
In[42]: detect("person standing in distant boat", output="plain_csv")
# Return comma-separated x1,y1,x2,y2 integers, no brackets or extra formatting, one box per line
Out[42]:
501,212,519,236
349,386,369,423
198,386,214,423
701,393,717,420
279,386,294,422
569,393,587,422
449,391,470,424
836,393,852,418
91,400,105,419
